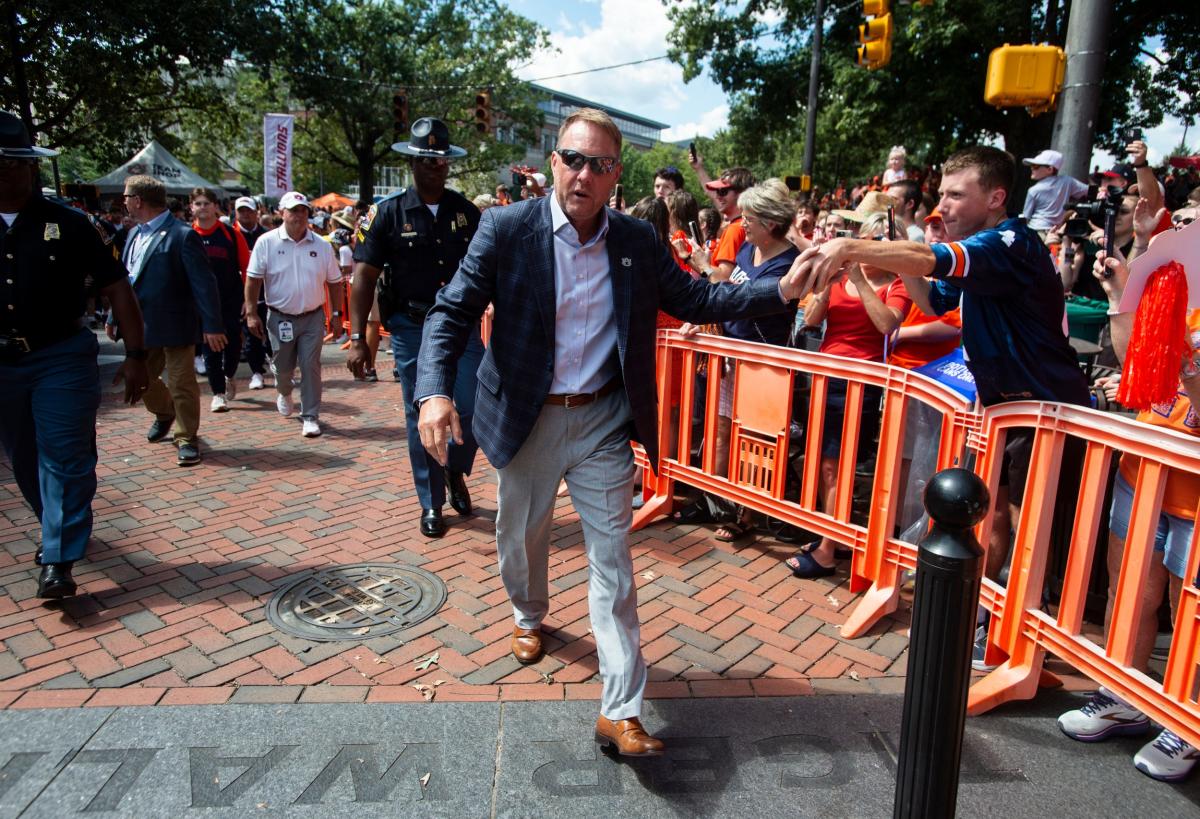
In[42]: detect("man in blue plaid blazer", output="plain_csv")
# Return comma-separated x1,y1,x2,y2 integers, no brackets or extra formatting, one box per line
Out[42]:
416,109,810,756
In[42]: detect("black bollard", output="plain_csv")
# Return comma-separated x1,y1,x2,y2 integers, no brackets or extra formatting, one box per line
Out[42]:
893,467,990,819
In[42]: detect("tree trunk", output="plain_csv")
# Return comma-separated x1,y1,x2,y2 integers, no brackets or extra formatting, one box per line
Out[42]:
1004,110,1057,217
357,153,375,203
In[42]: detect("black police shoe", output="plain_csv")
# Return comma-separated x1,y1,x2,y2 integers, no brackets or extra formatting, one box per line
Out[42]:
37,563,77,599
34,547,43,566
177,443,201,466
420,508,446,538
147,415,175,442
446,469,472,516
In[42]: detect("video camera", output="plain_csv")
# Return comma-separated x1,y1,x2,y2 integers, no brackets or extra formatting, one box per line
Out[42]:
1063,184,1124,260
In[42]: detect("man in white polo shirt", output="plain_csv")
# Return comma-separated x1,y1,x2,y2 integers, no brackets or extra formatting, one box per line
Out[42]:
245,191,343,438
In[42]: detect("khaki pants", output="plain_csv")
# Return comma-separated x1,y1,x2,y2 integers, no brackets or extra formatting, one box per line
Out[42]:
143,344,201,444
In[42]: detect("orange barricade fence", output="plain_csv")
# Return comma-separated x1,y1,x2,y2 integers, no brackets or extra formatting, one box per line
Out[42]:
632,329,977,638
965,402,1200,748
634,331,1200,748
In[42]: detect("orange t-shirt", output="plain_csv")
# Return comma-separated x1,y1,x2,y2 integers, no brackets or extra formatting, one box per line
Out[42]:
889,303,963,369
1119,308,1200,518
712,216,746,268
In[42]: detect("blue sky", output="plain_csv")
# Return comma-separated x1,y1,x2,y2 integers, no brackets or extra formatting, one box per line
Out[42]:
508,1,1193,166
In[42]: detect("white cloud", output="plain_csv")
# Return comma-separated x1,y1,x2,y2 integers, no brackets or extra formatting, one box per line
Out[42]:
663,104,731,141
517,0,700,122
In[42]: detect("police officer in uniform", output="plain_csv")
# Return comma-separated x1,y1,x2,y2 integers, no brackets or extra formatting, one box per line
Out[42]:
0,111,149,598
347,118,482,537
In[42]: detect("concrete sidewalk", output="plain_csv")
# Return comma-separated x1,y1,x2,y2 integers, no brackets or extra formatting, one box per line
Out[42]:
2,694,1196,817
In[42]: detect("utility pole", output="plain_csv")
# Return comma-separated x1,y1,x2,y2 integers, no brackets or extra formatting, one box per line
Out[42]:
1051,0,1112,179
801,0,824,192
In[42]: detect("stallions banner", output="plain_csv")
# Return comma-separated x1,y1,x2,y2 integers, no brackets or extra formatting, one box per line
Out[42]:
263,113,294,199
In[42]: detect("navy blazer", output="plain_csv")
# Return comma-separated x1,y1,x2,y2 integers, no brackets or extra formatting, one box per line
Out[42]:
415,196,789,470
121,216,223,348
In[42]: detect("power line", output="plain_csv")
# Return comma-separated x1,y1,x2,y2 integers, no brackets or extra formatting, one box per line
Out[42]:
525,55,670,82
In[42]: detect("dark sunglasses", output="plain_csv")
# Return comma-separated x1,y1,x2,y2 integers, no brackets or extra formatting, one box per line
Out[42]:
711,186,735,196
556,149,618,175
415,156,450,167
1173,216,1195,228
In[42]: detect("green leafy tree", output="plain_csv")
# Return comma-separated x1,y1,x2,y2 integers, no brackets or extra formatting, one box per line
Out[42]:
3,0,278,162
666,0,1200,193
275,0,551,200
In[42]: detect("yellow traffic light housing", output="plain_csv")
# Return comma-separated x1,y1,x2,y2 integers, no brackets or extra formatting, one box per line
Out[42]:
474,90,493,134
863,0,890,16
984,44,1065,115
857,11,893,69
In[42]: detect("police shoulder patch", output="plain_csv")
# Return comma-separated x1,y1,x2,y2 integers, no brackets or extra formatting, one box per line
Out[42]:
357,204,379,242
85,213,113,246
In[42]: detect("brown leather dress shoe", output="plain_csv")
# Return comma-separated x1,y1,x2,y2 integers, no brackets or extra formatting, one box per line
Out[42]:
511,627,543,664
594,716,665,757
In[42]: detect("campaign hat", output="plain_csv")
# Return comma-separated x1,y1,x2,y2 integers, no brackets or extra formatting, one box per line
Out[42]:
0,111,58,158
392,117,467,159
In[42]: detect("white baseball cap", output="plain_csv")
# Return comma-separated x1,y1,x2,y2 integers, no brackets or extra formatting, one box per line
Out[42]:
1021,149,1064,170
279,191,310,211
234,196,257,211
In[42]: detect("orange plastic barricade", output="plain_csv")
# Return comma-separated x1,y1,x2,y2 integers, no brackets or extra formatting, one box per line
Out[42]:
633,330,975,638
965,401,1200,748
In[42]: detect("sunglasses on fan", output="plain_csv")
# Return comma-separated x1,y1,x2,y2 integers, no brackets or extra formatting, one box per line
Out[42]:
556,149,618,175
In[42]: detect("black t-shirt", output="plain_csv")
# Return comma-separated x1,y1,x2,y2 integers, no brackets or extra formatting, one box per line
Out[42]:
0,194,126,337
354,187,480,305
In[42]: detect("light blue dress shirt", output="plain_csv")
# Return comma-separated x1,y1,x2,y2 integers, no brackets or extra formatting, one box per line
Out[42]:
548,194,619,394
125,209,174,281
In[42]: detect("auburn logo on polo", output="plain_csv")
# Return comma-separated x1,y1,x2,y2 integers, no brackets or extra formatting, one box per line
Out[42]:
309,251,318,257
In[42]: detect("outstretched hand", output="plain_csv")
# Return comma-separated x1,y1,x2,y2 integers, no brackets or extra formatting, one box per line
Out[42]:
780,240,852,301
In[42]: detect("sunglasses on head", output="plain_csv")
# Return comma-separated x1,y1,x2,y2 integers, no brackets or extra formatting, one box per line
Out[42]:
556,149,618,175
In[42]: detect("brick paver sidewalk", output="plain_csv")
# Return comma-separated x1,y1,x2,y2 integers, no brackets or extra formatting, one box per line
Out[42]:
0,355,1087,710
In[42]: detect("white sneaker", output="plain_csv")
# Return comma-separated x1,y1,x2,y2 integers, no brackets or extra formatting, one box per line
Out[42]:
1134,729,1200,782
276,393,293,417
194,355,207,374
248,373,265,390
1057,687,1151,742
225,377,237,399
210,394,229,413
301,419,321,438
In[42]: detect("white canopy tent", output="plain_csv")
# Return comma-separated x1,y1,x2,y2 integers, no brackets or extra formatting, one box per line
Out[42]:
90,140,227,197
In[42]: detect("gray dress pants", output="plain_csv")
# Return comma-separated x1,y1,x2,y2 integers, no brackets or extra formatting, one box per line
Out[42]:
266,307,326,421
495,388,646,720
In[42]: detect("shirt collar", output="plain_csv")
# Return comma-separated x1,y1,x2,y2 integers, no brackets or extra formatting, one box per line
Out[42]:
278,225,314,244
138,209,173,235
549,192,609,247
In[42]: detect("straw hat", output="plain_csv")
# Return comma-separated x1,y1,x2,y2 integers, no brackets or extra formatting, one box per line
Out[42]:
833,191,897,223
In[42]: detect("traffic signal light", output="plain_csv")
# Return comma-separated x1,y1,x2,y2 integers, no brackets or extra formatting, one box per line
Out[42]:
857,2,893,70
474,90,492,134
392,90,409,139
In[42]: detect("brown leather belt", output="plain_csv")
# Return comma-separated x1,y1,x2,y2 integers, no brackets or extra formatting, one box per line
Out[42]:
545,377,621,409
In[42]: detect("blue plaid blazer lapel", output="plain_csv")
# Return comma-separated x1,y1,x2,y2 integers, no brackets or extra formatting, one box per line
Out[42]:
523,198,557,353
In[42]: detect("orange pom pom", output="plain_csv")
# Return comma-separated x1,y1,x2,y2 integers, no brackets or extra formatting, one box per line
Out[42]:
1118,261,1189,410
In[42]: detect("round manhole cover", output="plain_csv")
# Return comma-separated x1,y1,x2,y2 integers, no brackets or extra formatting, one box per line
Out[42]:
266,563,446,641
